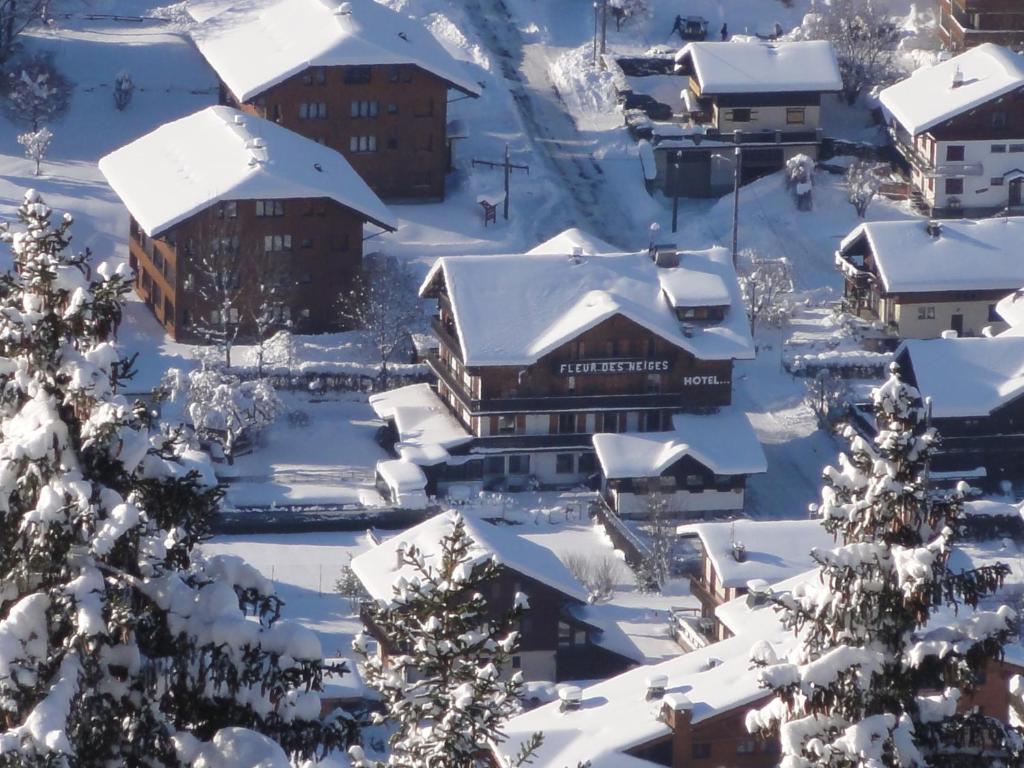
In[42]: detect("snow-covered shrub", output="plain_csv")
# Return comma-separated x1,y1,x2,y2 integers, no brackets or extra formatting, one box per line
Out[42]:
562,552,622,602
847,159,883,217
353,512,542,767
114,69,134,110
785,153,815,211
3,52,71,129
748,363,1022,765
737,249,795,331
17,125,51,176
0,189,355,764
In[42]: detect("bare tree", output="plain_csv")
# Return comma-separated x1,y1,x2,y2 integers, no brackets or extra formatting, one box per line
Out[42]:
337,254,423,389
17,124,50,175
561,552,623,602
633,492,672,593
737,249,795,334
0,0,51,63
4,52,71,130
804,368,850,430
846,159,883,218
192,238,244,368
805,0,899,103
249,250,294,376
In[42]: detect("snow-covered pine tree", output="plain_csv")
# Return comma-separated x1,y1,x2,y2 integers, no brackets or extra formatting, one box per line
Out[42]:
351,512,542,768
0,190,353,766
747,363,1022,767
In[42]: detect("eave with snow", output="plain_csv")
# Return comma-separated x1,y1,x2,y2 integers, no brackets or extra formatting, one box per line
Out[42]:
350,512,639,683
835,217,1024,339
369,231,761,508
878,43,1024,217
189,0,480,200
99,105,394,340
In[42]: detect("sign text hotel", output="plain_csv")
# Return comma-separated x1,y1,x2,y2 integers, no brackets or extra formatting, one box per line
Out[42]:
557,359,672,376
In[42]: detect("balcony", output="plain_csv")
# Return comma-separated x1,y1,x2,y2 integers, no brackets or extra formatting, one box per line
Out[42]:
430,315,463,363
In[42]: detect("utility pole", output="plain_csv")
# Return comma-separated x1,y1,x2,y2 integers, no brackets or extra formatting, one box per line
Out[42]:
472,144,530,221
593,2,599,65
599,0,608,56
731,146,742,266
670,154,681,233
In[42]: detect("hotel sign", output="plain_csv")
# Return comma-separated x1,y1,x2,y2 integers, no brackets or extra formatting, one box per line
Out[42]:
557,359,672,376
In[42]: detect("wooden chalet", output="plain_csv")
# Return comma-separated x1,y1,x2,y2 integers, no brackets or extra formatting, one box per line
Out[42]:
653,41,841,197
99,106,395,341
939,0,1024,52
879,43,1024,217
189,0,480,201
835,217,1024,338
370,229,764,519
350,512,638,683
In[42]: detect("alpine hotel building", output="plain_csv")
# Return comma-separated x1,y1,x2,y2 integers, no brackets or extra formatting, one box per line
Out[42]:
371,231,766,518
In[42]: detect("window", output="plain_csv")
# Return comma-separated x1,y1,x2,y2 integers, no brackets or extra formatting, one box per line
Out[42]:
350,100,379,118
685,474,703,488
993,144,1008,153
691,743,712,760
301,67,326,85
497,415,516,435
945,145,965,161
301,237,314,249
786,107,805,124
484,455,505,474
645,374,661,394
1011,144,1024,152
255,199,285,217
558,621,572,647
416,132,434,151
388,65,413,83
508,455,530,475
414,98,435,117
305,200,327,217
737,739,758,754
574,629,586,645
349,135,377,153
728,108,751,122
344,65,372,84
567,375,576,394
263,234,292,252
557,413,575,434
332,235,351,252
387,103,399,114
578,453,596,474
917,306,936,320
299,102,328,119
511,655,521,669
216,201,237,219
992,177,1005,186
605,340,617,357
993,111,1008,128
945,178,964,195
556,454,575,474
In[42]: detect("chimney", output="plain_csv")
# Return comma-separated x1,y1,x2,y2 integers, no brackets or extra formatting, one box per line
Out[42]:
645,674,668,701
661,693,694,765
569,246,584,265
232,114,245,126
732,541,746,562
745,578,771,608
395,541,407,569
651,244,679,267
951,65,964,89
559,686,583,713
926,220,942,238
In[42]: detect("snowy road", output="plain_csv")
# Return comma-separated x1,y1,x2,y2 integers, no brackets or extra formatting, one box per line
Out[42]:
460,0,633,248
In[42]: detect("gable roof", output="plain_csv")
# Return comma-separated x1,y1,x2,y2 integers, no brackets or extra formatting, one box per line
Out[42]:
593,409,766,480
674,40,842,94
419,246,753,367
189,0,480,102
99,106,395,237
837,217,1024,294
879,43,1024,135
899,336,1024,418
350,512,590,605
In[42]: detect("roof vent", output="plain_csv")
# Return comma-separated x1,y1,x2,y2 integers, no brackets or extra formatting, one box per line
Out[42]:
732,541,747,562
652,245,680,268
703,657,722,671
559,686,583,713
682,323,695,338
313,162,323,173
746,578,771,608
926,220,942,238
569,246,584,265
232,114,245,126
398,31,409,42
941,329,959,339
336,2,352,15
645,674,668,701
395,541,407,569
951,65,964,89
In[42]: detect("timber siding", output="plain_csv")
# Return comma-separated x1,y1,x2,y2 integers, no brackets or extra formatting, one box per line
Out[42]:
221,63,451,200
939,0,1024,51
129,197,366,340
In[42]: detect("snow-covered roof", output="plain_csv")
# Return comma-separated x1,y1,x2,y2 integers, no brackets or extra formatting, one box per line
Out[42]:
350,511,590,605
420,246,754,367
189,0,480,102
658,259,731,307
879,43,1024,135
899,336,1024,418
838,218,1024,295
674,41,842,94
996,288,1024,329
526,227,617,257
368,383,472,464
592,409,766,479
376,459,427,493
497,629,780,768
99,106,395,237
687,519,833,589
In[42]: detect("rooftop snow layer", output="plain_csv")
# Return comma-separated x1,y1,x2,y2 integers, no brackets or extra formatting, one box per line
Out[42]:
420,247,753,366
526,227,617,257
368,383,472,463
99,105,395,237
997,288,1024,329
879,43,1024,135
687,519,832,589
189,0,480,102
351,511,590,605
592,409,765,479
658,259,731,307
838,218,1024,294
899,336,1024,418
376,459,427,493
674,40,842,94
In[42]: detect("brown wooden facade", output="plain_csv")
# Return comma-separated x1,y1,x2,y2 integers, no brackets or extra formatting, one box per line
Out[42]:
129,196,370,341
220,64,455,200
940,0,1024,51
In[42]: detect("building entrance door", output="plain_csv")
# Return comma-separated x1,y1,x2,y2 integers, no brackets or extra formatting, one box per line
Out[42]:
951,314,964,336
1010,177,1023,208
